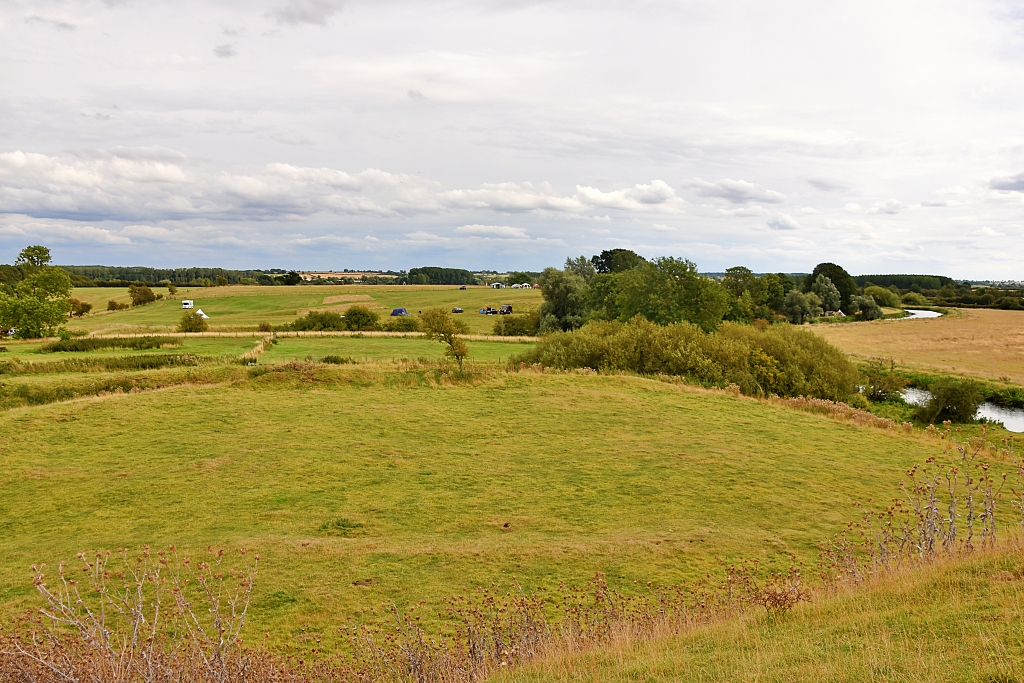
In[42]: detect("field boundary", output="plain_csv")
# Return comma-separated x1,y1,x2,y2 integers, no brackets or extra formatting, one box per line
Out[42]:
80,330,539,342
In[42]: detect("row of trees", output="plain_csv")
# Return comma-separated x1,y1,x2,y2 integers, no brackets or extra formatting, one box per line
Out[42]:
534,250,885,333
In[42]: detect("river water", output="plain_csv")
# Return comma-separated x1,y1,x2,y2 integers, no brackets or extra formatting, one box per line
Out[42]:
902,308,943,319
902,387,1024,433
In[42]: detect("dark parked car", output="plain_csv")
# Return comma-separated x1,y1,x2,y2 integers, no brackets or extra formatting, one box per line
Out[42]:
499,305,513,315
459,285,467,290
452,307,464,313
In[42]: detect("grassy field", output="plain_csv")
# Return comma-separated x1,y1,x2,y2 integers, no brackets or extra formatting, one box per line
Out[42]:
0,336,258,363
809,307,1024,385
66,285,543,335
498,549,1024,683
0,362,951,645
260,336,533,363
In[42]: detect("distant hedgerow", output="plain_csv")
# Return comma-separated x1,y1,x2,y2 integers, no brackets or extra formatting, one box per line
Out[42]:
39,336,183,353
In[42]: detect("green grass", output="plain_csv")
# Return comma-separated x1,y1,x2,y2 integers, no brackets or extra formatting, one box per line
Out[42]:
0,336,258,364
260,336,534,364
497,550,1024,683
0,364,946,644
67,285,542,335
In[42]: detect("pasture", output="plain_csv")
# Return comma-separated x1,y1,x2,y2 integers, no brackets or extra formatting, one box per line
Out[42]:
67,284,543,335
809,307,1024,385
0,360,944,645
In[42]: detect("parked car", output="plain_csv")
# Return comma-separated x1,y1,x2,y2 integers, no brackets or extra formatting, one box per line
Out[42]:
480,307,499,315
452,307,464,313
499,305,513,315
459,285,467,290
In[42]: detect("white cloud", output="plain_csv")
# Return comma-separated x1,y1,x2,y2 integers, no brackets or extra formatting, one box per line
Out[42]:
804,177,850,192
715,206,770,217
766,214,800,231
844,203,863,213
651,223,676,232
800,207,820,214
971,226,1005,237
684,178,785,204
453,224,528,239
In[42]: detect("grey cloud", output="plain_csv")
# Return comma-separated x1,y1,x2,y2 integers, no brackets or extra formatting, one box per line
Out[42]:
265,0,344,26
870,199,906,214
684,178,785,204
408,90,426,100
804,177,850,192
24,15,76,31
990,172,1024,192
767,214,800,231
213,44,238,58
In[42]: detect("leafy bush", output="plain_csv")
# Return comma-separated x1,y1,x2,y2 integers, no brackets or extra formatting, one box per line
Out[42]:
178,311,210,333
913,378,983,424
257,322,273,332
848,295,883,320
782,290,822,324
384,315,420,332
342,305,380,331
39,336,182,353
901,292,929,306
289,311,346,331
290,307,380,331
128,284,156,306
69,298,93,317
863,286,900,308
492,312,540,336
106,299,130,311
513,317,860,400
321,355,356,365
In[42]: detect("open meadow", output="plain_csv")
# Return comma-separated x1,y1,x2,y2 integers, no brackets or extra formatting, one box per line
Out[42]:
809,307,1024,385
67,284,543,336
0,357,948,644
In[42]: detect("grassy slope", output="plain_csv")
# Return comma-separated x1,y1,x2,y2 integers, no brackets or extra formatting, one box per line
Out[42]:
810,308,1024,385
0,336,258,363
68,285,543,335
498,550,1024,683
0,368,941,642
260,336,533,363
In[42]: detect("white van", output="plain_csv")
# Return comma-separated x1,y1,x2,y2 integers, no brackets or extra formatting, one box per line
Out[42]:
181,300,194,309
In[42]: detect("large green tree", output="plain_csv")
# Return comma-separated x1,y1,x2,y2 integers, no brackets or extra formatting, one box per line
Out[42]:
0,246,73,338
536,267,589,332
803,263,857,311
610,257,729,332
590,249,647,274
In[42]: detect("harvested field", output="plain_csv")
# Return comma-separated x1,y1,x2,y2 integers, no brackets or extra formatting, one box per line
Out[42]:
809,308,1024,384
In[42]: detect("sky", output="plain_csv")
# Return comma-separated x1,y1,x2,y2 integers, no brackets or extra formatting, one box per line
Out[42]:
1,0,1023,277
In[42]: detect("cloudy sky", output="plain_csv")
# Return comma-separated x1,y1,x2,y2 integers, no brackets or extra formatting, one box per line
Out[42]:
2,0,1023,276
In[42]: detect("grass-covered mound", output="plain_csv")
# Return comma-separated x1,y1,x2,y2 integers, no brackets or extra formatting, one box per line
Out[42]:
514,317,860,401
0,364,937,642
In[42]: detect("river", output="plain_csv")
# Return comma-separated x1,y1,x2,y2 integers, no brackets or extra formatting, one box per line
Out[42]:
902,387,1024,433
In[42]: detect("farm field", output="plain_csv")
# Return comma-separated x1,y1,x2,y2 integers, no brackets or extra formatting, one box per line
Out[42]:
0,335,257,363
809,308,1024,385
67,284,543,335
500,550,1024,683
0,364,946,644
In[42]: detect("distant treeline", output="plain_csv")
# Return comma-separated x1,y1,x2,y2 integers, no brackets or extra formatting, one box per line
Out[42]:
59,266,272,287
405,267,476,285
853,274,953,290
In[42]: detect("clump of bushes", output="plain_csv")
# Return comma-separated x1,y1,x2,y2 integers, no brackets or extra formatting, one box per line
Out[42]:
913,378,983,424
321,355,356,365
257,322,273,332
39,336,183,353
289,306,380,332
106,300,130,311
512,316,860,401
493,312,540,336
848,295,883,320
128,284,157,306
901,292,929,306
178,311,209,333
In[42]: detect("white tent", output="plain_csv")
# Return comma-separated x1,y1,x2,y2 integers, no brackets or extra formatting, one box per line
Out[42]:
194,309,210,319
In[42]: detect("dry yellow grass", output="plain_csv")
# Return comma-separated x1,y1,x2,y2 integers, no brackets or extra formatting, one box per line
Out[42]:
808,308,1024,384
